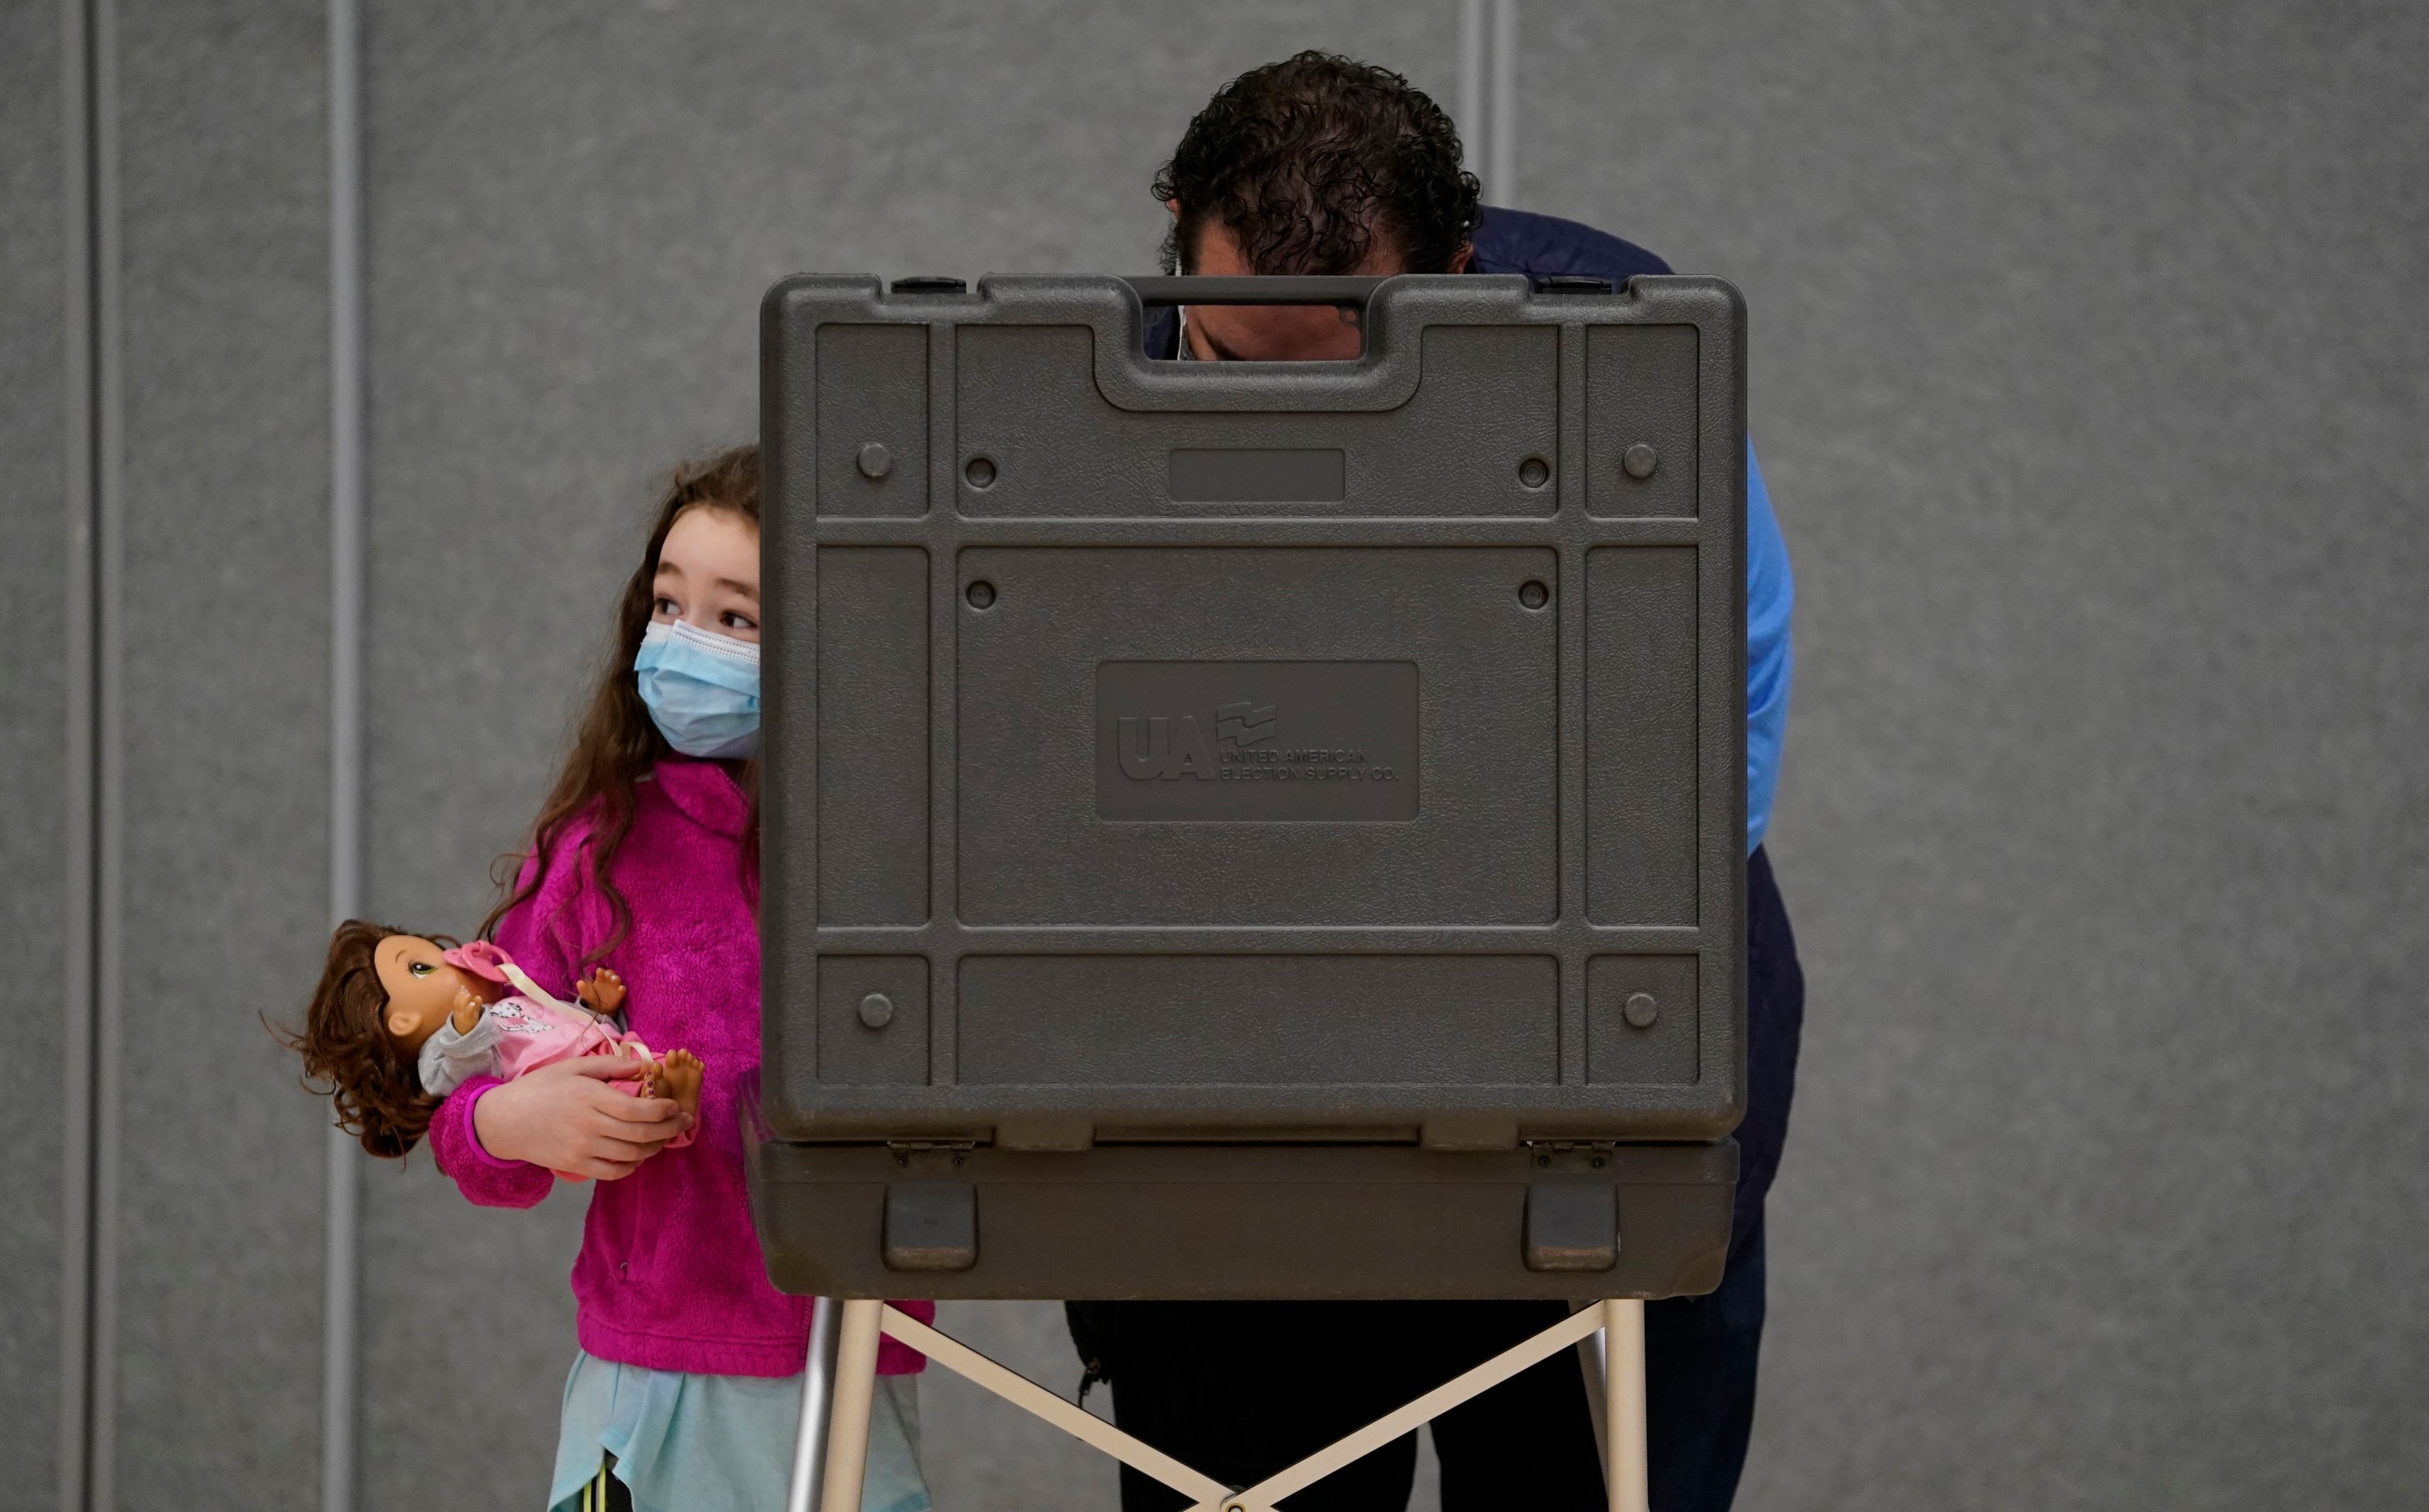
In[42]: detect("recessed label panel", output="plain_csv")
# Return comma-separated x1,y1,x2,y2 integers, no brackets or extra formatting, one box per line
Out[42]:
1168,448,1346,503
1095,660,1419,821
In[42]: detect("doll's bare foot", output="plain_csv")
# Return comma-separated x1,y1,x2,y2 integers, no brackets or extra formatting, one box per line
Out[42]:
656,1050,704,1122
577,966,626,1017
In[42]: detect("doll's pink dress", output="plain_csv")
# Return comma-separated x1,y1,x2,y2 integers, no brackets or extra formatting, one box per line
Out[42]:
421,941,695,1180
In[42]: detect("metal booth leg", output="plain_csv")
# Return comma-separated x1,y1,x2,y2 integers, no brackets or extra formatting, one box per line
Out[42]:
785,1297,844,1512
1579,1322,1609,1469
817,1298,886,1512
1601,1298,1649,1512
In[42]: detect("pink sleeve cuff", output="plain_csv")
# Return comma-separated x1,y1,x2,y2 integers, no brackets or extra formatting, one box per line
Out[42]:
429,1074,551,1209
461,1079,527,1170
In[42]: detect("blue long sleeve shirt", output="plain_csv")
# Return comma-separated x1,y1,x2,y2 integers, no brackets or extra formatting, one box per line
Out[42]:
1743,446,1792,853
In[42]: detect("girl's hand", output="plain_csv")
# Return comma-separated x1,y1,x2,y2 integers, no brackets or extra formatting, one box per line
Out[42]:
470,1056,692,1179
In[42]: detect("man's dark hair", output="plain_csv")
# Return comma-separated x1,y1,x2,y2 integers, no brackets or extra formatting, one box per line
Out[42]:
1156,52,1482,277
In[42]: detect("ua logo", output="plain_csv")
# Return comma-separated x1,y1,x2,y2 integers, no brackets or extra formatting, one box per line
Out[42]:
1118,716,1217,780
1121,699,1279,780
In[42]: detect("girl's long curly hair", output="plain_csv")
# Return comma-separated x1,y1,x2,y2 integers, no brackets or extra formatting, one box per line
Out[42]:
281,920,446,1158
478,444,761,959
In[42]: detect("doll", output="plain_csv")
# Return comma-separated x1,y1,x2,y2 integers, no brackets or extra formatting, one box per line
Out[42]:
287,919,703,1175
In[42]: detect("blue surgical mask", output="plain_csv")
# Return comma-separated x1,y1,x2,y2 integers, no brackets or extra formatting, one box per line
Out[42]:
634,620,760,759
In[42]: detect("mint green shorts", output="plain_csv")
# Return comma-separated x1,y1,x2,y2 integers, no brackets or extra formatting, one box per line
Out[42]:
548,1350,929,1512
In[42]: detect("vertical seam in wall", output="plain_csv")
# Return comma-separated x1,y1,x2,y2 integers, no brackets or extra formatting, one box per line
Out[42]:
1458,0,1486,195
1489,0,1518,208
83,0,125,1507
324,1,365,1510
57,0,97,1506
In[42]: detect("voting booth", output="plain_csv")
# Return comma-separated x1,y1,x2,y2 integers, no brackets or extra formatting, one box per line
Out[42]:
747,271,1748,1512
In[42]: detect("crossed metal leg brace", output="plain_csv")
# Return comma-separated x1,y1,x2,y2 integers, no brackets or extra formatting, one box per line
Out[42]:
785,1297,1650,1512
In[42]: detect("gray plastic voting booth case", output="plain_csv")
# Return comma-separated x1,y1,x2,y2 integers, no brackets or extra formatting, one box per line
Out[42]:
747,272,1746,1512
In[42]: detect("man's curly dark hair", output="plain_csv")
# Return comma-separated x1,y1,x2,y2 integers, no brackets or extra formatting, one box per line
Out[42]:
1156,52,1482,277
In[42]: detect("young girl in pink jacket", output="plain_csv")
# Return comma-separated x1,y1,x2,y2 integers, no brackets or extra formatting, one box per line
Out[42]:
428,446,933,1512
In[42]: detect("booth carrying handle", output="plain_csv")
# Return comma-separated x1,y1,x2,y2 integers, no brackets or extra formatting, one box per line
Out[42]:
1122,275,1385,309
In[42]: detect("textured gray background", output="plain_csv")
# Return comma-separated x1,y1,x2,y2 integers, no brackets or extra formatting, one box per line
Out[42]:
2,1,70,1500
9,1,2426,1510
1520,6,2429,1506
105,1,337,1502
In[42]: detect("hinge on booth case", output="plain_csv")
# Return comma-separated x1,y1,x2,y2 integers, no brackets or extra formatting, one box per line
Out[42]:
887,1140,976,1171
1525,1140,1618,1172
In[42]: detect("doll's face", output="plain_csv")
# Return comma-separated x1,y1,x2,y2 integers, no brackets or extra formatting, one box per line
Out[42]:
372,935,473,1051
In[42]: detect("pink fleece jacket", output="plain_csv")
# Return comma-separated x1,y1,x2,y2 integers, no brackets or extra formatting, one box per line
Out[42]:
428,757,930,1376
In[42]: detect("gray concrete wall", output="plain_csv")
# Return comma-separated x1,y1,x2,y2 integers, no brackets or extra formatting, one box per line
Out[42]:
107,2,335,1506
1520,5,2429,1506
9,2,2424,1509
2,2,70,1500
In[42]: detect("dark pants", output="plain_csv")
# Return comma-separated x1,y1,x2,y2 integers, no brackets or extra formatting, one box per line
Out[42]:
1084,850,1801,1512
1095,1224,1766,1512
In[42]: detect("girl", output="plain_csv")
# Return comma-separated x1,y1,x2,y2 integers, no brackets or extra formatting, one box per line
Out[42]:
429,445,934,1512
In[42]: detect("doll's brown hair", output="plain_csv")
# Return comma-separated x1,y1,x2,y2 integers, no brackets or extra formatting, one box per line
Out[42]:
283,920,448,1158
480,445,760,958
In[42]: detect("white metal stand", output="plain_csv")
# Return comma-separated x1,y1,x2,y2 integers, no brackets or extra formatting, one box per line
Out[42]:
816,1301,886,1512
783,1296,843,1512
787,1297,1650,1512
1602,1299,1650,1512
